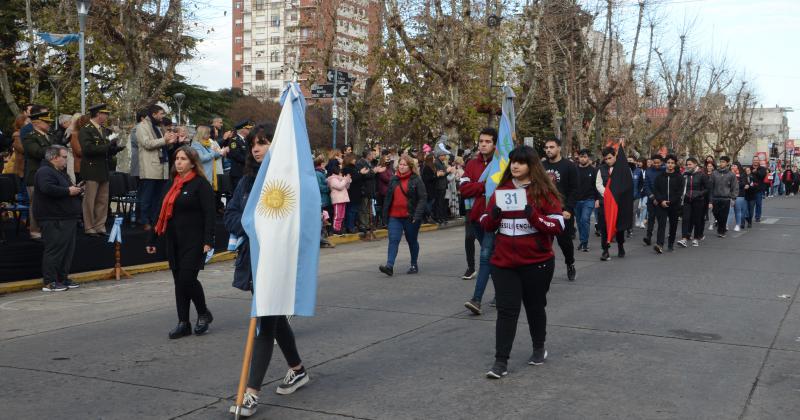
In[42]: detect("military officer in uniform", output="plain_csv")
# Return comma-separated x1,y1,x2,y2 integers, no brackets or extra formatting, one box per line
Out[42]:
79,104,124,237
22,111,55,239
227,120,251,190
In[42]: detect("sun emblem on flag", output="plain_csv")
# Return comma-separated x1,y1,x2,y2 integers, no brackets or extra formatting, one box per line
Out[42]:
257,180,296,219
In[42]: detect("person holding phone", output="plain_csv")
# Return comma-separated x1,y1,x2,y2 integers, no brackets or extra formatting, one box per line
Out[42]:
480,145,564,378
146,146,216,339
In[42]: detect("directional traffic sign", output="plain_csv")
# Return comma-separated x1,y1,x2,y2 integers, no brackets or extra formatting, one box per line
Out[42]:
327,69,350,85
311,83,350,98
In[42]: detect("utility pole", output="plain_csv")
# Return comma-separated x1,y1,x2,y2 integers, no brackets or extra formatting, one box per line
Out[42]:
344,95,349,146
332,69,338,150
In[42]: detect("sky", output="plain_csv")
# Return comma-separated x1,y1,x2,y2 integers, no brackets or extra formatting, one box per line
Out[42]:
178,0,800,137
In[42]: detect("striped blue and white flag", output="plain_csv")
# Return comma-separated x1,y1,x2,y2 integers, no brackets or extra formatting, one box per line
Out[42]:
479,85,516,199
241,83,321,317
37,32,80,46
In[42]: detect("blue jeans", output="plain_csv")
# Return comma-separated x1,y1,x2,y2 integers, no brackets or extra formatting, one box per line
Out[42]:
734,197,748,227
471,222,495,303
345,201,359,231
138,179,166,225
754,191,763,221
386,217,421,267
574,199,595,246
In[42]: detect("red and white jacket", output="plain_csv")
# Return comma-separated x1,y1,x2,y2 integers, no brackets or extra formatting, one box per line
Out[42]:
480,180,564,268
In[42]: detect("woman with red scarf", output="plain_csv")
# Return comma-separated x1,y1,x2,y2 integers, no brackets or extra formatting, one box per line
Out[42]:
147,146,216,339
378,155,427,276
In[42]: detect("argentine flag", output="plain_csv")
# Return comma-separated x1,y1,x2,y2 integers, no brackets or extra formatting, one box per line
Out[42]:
479,86,516,199
241,83,321,317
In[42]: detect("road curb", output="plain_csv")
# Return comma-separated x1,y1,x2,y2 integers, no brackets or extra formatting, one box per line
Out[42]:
0,219,465,295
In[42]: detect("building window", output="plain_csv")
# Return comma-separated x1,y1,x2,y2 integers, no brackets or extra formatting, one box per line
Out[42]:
269,88,280,97
255,70,265,81
289,13,297,21
235,53,242,61
271,36,281,44
254,0,265,10
256,40,266,46
270,69,282,80
235,2,241,9
244,65,252,72
270,50,281,62
235,36,242,44
271,15,280,27
235,71,241,78
235,18,242,25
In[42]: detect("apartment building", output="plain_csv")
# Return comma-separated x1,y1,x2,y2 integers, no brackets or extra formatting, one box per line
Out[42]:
232,0,381,101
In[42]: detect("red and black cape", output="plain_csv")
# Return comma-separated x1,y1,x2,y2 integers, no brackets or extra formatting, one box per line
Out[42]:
603,147,634,243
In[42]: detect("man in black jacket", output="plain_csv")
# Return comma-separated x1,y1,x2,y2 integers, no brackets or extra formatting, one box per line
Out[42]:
574,149,598,253
652,155,684,253
35,145,84,292
542,139,578,281
677,157,710,247
751,158,767,222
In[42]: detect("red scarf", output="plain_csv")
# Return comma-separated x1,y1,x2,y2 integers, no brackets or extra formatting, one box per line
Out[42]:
155,171,197,235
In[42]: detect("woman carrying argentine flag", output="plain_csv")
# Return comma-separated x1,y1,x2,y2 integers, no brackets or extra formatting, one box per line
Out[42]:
223,127,309,418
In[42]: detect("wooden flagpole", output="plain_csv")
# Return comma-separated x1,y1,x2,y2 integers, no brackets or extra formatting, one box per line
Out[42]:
233,317,258,419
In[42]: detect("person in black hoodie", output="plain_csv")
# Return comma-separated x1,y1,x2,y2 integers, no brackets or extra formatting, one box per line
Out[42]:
223,133,309,418
574,149,598,252
341,153,363,233
652,155,684,253
750,158,767,222
541,138,578,281
676,157,710,247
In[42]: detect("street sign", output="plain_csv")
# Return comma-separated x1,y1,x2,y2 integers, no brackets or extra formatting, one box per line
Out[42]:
311,83,349,98
327,69,350,85
311,84,333,98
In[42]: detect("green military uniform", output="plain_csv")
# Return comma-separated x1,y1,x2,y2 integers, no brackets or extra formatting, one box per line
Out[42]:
23,129,53,187
78,121,111,183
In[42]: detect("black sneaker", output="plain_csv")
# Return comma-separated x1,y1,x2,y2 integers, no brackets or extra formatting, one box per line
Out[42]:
276,367,309,395
642,237,652,246
62,279,80,289
486,361,508,379
601,250,610,261
229,391,258,417
407,265,419,275
567,264,576,282
528,348,548,365
42,282,68,292
654,244,663,254
462,268,476,280
617,245,625,258
464,300,482,315
379,265,393,276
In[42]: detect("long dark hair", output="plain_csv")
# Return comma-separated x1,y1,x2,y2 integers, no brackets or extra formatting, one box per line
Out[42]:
244,128,271,177
171,146,206,180
498,145,561,207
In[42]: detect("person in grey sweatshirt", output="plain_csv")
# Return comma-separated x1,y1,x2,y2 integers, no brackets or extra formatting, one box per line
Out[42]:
709,156,739,237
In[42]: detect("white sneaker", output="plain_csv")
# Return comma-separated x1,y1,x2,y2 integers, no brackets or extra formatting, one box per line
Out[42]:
692,239,699,247
709,224,715,231
229,392,258,417
677,239,688,248
734,225,741,232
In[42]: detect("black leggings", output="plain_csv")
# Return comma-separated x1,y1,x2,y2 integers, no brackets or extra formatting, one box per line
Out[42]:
555,217,575,265
492,259,555,362
171,269,208,323
464,219,476,271
247,316,302,390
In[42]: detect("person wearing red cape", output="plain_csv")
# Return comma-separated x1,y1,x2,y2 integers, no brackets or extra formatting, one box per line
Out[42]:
595,143,634,261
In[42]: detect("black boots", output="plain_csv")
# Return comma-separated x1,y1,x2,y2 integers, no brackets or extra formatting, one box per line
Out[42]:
194,311,214,335
168,322,192,339
379,265,394,276
566,264,576,281
618,243,626,258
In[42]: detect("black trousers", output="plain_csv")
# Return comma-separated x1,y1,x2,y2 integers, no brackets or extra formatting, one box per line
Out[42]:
171,269,208,323
464,219,476,271
492,259,555,362
655,205,680,247
597,206,625,250
247,316,302,390
712,198,731,234
434,189,448,220
40,219,77,284
555,216,575,265
645,199,657,239
681,198,706,239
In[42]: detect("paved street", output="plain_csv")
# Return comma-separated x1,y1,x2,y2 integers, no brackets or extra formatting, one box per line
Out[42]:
2,198,800,419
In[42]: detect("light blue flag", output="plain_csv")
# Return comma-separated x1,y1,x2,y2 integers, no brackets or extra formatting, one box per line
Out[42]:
241,82,321,317
107,216,123,243
37,32,80,46
479,86,516,199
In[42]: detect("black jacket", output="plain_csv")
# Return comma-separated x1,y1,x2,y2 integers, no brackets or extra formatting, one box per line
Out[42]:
33,162,82,221
576,164,599,201
343,164,364,202
751,166,768,192
150,175,216,271
682,170,710,202
356,158,377,198
224,174,256,291
382,173,427,222
653,171,684,206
